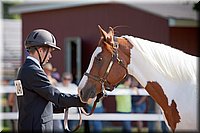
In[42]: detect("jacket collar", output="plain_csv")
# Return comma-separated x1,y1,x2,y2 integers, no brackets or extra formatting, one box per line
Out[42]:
27,56,42,69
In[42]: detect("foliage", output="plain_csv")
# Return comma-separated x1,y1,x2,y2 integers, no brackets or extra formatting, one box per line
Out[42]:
3,2,21,19
193,1,200,12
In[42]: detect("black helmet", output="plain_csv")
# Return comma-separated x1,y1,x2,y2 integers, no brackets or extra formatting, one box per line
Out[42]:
24,29,61,50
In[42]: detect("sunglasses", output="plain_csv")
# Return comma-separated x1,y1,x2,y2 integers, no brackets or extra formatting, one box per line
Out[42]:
63,77,72,80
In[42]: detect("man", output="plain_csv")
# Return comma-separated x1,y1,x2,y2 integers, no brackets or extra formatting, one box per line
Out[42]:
115,75,132,133
15,29,86,132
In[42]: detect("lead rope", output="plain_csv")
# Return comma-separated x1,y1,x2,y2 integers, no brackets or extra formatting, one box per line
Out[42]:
64,107,82,132
81,91,105,116
81,81,107,115
63,83,107,132
63,92,104,132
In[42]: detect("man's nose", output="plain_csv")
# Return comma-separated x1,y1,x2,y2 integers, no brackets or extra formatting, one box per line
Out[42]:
49,53,52,58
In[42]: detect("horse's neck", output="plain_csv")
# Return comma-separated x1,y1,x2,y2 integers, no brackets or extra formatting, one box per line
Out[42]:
128,46,163,87
125,36,197,88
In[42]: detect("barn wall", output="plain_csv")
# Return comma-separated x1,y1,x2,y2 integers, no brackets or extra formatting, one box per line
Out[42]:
169,27,199,56
21,3,169,76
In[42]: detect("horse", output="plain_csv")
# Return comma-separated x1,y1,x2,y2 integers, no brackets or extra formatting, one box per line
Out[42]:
78,25,198,132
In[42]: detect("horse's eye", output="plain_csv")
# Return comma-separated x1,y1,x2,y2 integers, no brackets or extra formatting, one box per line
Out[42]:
96,57,103,62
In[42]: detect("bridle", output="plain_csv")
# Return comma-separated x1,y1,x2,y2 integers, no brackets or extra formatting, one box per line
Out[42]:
64,36,129,132
84,36,128,104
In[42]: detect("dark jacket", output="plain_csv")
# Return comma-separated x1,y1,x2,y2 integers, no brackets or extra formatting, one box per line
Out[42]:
16,58,85,132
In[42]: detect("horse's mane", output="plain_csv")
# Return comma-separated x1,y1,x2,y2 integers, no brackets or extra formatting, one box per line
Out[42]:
124,35,198,82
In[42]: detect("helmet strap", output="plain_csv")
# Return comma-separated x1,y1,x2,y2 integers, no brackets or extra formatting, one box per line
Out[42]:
41,47,49,66
35,47,49,68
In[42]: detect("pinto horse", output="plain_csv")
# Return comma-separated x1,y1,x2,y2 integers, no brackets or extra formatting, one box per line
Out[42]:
78,25,198,132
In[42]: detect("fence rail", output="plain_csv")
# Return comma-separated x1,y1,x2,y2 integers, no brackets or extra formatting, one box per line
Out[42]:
0,85,149,95
0,85,164,121
0,112,164,121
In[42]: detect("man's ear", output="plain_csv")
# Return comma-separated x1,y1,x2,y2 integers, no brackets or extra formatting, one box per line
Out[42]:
98,25,108,41
38,47,44,53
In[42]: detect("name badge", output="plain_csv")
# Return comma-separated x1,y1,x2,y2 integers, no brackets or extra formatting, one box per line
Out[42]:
14,80,24,96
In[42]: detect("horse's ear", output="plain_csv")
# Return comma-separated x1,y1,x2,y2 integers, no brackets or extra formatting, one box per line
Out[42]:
108,27,114,36
107,27,114,44
98,25,108,41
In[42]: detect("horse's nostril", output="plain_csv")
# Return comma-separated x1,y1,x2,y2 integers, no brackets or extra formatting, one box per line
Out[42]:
89,90,96,98
89,91,95,98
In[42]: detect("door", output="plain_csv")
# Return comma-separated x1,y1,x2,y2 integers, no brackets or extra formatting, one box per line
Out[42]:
65,37,81,84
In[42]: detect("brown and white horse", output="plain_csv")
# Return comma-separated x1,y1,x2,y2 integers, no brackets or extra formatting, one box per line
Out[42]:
78,26,198,132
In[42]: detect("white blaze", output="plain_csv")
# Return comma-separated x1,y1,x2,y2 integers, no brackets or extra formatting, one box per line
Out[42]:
78,47,102,92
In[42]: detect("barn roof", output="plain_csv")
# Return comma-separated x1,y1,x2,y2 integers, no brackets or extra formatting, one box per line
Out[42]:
9,0,198,20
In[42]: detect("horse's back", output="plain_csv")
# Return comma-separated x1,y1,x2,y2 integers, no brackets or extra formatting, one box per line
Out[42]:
124,35,198,83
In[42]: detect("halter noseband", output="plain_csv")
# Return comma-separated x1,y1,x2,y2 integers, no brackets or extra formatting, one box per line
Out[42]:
84,36,128,96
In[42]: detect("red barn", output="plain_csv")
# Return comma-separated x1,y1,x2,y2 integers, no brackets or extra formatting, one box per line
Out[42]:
10,1,198,83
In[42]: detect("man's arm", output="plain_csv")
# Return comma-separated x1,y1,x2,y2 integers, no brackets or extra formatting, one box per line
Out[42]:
27,68,86,108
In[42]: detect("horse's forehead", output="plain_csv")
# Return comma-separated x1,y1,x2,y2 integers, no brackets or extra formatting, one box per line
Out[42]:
86,47,102,73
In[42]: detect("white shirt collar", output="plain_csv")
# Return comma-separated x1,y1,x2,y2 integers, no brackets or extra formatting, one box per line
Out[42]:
27,56,42,69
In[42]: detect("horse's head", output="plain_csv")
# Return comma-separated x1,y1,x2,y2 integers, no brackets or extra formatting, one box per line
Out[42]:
78,25,133,103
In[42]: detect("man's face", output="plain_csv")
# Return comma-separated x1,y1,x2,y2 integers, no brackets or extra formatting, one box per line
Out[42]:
38,47,54,64
62,76,72,85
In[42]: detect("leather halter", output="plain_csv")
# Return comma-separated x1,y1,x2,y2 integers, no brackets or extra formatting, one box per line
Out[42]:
84,36,128,92
82,36,128,115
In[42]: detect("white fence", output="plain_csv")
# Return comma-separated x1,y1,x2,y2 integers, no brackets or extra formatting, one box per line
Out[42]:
0,85,164,121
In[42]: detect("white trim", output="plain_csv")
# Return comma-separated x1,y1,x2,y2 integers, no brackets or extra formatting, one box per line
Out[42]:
9,1,198,21
169,18,198,27
0,112,164,121
9,1,108,14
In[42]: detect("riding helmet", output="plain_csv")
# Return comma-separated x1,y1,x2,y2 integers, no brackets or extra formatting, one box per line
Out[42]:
24,29,61,50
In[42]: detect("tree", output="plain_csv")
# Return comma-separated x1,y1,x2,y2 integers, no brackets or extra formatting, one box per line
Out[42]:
3,2,20,19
